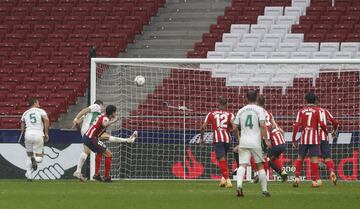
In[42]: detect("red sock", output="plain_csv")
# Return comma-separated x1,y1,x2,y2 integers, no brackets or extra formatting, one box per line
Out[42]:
274,159,283,171
219,160,229,179
264,159,269,174
326,160,335,173
105,156,112,177
294,159,303,177
250,157,257,172
95,153,102,175
311,163,319,181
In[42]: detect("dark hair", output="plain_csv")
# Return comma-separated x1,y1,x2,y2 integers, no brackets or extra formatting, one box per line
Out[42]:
257,95,265,107
218,97,227,106
28,98,38,107
247,90,257,102
106,105,117,115
305,92,316,104
94,100,103,105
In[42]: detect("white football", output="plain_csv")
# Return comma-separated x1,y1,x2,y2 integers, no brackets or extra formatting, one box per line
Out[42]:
134,75,145,86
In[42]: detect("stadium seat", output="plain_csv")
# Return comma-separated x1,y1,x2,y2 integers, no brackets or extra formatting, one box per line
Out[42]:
333,51,354,58
264,6,283,16
291,51,312,59
283,34,304,44
51,7,71,16
312,51,333,58
278,42,298,52
249,52,269,59
242,33,262,43
227,52,249,59
341,42,360,52
263,34,283,45
236,42,256,52
269,52,290,59
230,24,250,34
256,42,277,52
250,24,270,34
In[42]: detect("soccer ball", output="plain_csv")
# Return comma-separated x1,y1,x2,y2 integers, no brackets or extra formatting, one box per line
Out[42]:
134,75,145,86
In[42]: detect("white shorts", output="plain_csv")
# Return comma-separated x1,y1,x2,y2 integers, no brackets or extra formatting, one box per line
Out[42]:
25,132,44,154
238,147,265,165
81,124,89,137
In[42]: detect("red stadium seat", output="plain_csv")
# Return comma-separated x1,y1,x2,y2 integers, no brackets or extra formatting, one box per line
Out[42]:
39,42,58,51
224,6,243,17
18,43,39,52
113,25,135,43
23,60,42,69
91,7,111,16
25,33,45,43
44,16,64,25
123,16,143,34
325,33,345,42
353,24,360,33
33,68,54,77
187,51,207,58
269,0,291,6
346,33,360,41
232,0,249,7
2,60,21,69
53,25,74,34
299,16,319,25
0,51,9,59
22,16,44,25
23,77,45,86
18,0,37,7
87,33,105,43
111,7,131,16
311,0,332,7
59,42,79,52
4,33,25,43
67,33,87,42
306,6,325,16
332,24,353,33
11,7,30,16
339,15,359,24
72,51,88,60
10,51,29,60
1,117,21,129
64,16,83,25
237,16,257,24
51,51,69,60
38,0,57,7
42,60,62,68
0,25,11,34
47,33,67,42
31,7,51,16
3,16,23,25
58,0,79,7
15,85,36,94
71,7,90,16
73,24,94,34
51,7,71,16
45,77,66,86
325,7,346,16
291,24,311,33
210,24,230,34
97,0,119,7
0,7,10,16
346,7,360,16
243,6,264,16
133,7,151,24
33,24,53,34
63,60,82,68
78,0,97,7
37,84,58,94
202,33,222,44
94,25,113,34
319,16,339,25
312,24,332,33
84,16,103,25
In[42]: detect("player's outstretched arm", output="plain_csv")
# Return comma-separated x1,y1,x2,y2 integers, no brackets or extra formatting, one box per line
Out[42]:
72,107,91,128
260,120,271,148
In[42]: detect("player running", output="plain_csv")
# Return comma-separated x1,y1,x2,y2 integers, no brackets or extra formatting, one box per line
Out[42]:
73,104,137,182
200,97,240,188
315,96,339,185
292,92,328,188
234,90,271,197
258,95,288,182
20,98,49,181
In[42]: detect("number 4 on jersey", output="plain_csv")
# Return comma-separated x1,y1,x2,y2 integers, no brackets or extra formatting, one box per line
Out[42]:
245,115,253,129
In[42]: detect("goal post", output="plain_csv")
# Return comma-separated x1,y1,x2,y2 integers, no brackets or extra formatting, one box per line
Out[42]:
90,58,360,181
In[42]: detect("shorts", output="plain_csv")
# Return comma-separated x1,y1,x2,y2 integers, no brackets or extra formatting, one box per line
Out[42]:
213,142,230,159
24,132,44,154
267,144,286,158
238,147,265,165
320,140,331,159
83,135,107,153
298,144,320,158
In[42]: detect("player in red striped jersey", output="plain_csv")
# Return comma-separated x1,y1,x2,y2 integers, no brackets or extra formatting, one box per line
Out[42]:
200,97,240,188
258,95,288,182
315,96,339,185
292,92,328,187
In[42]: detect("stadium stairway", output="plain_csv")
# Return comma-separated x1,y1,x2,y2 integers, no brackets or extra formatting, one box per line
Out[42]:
119,0,231,58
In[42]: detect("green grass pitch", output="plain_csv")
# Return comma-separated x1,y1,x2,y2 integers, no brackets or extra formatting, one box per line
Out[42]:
0,180,359,209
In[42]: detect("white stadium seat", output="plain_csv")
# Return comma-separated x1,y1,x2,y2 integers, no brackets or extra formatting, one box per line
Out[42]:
312,51,333,59
249,52,269,59
250,24,270,34
292,0,310,7
222,33,241,43
291,51,312,59
284,7,304,17
249,76,271,87
227,52,248,59
264,7,283,17
283,34,304,44
276,16,298,25
212,67,235,78
242,33,263,43
263,34,284,45
226,73,250,86
230,24,250,34
298,42,319,52
256,42,278,52
333,51,354,59
237,64,261,72
257,16,277,25
215,42,233,52
235,42,256,52
320,42,340,52
269,24,290,34
340,42,360,52
207,51,226,59
355,52,360,58
278,42,298,52
269,52,290,59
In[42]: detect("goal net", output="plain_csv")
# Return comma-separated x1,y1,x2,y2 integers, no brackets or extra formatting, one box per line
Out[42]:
91,58,360,181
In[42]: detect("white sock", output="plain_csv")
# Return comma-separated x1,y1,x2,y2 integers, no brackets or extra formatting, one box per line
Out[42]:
109,136,128,143
26,157,32,178
237,166,246,189
258,169,268,192
76,152,88,173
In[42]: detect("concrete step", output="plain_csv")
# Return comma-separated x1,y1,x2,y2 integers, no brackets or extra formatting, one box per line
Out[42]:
120,49,187,58
127,39,195,49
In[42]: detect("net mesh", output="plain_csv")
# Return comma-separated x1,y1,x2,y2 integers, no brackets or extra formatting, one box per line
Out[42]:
93,60,360,181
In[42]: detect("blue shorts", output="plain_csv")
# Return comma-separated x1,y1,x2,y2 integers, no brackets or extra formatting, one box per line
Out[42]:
298,144,320,158
267,144,286,158
83,135,107,153
213,142,230,159
320,140,331,159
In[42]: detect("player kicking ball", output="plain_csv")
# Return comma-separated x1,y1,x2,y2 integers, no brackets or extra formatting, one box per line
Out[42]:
73,105,137,182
